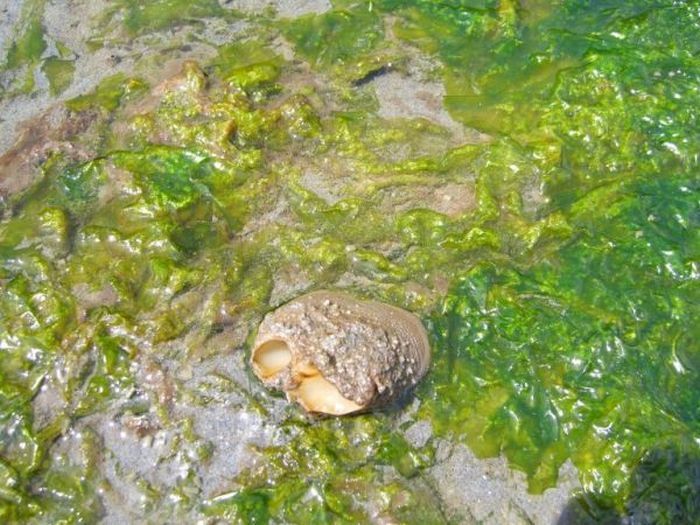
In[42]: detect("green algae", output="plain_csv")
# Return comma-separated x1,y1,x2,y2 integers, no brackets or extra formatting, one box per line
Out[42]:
5,18,46,72
1,1,699,523
282,3,391,82
1,0,78,97
205,415,442,524
66,73,148,113
101,0,230,37
41,58,75,96
1,0,47,94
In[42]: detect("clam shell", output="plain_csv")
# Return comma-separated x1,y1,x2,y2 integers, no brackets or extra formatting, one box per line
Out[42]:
251,291,431,415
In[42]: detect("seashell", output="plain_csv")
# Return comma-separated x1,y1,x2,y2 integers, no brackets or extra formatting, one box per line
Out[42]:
251,291,431,415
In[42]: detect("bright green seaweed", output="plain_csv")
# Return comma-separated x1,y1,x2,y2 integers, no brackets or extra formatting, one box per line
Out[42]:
1,0,699,523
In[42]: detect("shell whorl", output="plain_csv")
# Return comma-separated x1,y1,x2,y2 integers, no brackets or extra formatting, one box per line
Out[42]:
251,291,431,415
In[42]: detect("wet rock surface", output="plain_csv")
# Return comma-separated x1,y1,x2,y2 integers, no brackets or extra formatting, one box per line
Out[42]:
0,1,584,523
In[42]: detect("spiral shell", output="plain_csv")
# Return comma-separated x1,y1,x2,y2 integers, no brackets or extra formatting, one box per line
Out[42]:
250,291,431,415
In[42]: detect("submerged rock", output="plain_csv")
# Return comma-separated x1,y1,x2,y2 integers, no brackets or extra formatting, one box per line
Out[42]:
251,290,431,415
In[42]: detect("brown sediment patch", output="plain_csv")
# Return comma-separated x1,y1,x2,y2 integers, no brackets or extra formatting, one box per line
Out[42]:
378,182,476,219
72,283,120,320
0,106,98,201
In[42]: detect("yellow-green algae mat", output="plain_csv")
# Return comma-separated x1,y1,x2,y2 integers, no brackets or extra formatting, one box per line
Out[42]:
1,0,699,523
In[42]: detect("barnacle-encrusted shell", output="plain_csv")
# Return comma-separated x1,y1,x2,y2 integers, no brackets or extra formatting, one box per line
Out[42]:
251,291,431,415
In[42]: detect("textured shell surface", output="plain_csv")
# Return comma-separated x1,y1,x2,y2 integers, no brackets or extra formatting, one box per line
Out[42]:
251,291,431,415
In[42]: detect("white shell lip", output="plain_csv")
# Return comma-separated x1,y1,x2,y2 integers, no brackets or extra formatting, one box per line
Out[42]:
251,290,431,415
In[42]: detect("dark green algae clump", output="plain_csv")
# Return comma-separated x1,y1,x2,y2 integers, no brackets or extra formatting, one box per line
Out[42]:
1,0,700,523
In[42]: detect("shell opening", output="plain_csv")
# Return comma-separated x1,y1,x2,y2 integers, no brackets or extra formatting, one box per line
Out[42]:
289,365,363,416
252,339,292,378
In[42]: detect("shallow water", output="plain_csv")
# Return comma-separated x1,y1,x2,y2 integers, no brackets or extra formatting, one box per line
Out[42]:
0,1,698,523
